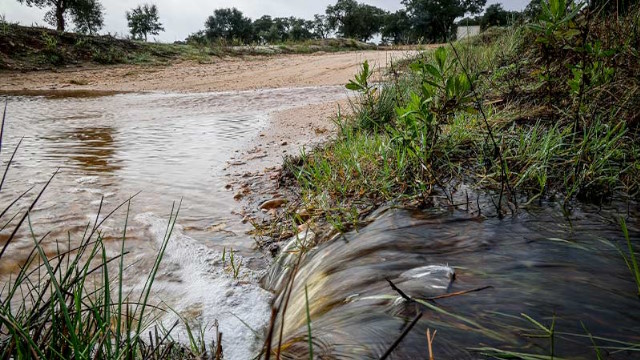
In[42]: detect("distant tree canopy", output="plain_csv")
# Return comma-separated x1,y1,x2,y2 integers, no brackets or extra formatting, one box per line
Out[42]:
381,10,412,44
458,3,522,30
196,8,327,45
126,4,164,41
325,0,386,42
205,8,253,44
402,0,487,42
16,0,104,32
71,0,103,34
312,14,332,39
190,0,572,46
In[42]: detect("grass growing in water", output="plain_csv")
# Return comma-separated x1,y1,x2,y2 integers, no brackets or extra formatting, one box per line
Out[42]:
0,105,221,358
619,218,640,297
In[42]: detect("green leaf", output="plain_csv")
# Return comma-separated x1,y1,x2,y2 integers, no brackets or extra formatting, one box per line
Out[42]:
434,46,447,71
346,82,363,91
423,63,443,81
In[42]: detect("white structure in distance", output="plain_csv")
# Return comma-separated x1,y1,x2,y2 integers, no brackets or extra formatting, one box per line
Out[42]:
457,25,481,40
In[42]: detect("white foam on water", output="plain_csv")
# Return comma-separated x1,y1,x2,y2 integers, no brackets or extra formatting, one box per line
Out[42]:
75,176,99,184
134,212,272,359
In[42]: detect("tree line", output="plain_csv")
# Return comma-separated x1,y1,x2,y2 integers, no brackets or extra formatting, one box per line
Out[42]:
189,0,490,45
15,0,165,40
15,0,640,44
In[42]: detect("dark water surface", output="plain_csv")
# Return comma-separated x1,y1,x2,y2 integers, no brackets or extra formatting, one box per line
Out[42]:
268,205,640,359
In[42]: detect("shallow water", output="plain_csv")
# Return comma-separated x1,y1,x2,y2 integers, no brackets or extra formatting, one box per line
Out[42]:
0,86,347,358
267,205,640,359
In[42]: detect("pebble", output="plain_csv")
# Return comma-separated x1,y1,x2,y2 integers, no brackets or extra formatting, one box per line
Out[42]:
259,198,287,210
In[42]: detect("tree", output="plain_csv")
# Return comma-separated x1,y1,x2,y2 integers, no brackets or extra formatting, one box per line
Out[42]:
205,8,254,44
311,14,331,39
287,17,315,41
253,15,274,44
524,0,544,20
71,0,103,34
382,10,412,44
325,0,386,42
267,17,290,43
126,4,164,41
402,0,486,42
17,0,104,32
481,3,510,29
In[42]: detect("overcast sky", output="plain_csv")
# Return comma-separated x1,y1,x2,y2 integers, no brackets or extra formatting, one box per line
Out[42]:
1,0,529,42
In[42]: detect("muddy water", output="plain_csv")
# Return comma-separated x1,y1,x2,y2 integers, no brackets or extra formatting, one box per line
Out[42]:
267,205,640,359
0,87,347,359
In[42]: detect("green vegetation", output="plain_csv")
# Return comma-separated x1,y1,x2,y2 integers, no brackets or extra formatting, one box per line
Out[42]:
0,23,185,69
619,218,640,297
126,4,165,42
190,0,491,46
280,0,640,229
0,22,374,70
16,0,104,32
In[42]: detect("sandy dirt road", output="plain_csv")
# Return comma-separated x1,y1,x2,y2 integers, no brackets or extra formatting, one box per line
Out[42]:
0,50,418,93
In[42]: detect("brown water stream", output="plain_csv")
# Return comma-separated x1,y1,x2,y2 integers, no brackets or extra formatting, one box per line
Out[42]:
0,87,346,358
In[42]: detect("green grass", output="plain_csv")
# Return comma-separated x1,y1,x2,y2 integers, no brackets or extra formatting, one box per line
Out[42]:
619,218,640,297
278,5,640,230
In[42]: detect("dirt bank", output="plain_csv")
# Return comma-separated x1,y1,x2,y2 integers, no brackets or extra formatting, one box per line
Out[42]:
0,50,418,93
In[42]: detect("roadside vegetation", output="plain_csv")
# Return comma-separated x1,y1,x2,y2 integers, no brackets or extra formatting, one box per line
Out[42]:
277,0,639,231
259,2,640,358
0,22,374,70
4,0,521,70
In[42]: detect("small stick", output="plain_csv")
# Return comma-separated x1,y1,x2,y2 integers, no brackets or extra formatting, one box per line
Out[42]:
427,328,437,360
425,286,492,301
385,278,413,302
379,311,423,360
215,331,223,360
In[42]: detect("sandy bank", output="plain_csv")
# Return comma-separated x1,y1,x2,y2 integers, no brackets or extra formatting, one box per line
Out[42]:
0,50,418,93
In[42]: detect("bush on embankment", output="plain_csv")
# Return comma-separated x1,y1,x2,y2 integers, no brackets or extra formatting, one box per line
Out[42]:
282,1,640,225
0,22,377,71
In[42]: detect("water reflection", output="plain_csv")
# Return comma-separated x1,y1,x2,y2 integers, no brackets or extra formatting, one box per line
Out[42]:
0,86,347,272
43,127,121,173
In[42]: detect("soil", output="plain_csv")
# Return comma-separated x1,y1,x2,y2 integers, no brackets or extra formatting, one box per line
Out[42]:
0,50,417,93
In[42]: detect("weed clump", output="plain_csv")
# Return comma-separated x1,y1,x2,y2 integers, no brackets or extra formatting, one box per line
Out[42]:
282,1,640,227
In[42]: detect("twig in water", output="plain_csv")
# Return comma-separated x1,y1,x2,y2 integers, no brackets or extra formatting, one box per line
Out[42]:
426,328,437,360
379,311,423,360
385,277,413,302
425,286,492,301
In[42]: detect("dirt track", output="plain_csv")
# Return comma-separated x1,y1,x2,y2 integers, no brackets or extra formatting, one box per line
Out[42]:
0,50,418,93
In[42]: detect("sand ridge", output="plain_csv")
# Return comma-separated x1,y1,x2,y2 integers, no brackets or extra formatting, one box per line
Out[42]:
0,50,418,93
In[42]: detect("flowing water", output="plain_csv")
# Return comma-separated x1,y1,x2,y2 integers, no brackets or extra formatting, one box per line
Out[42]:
1,88,639,359
266,205,640,359
0,87,347,359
